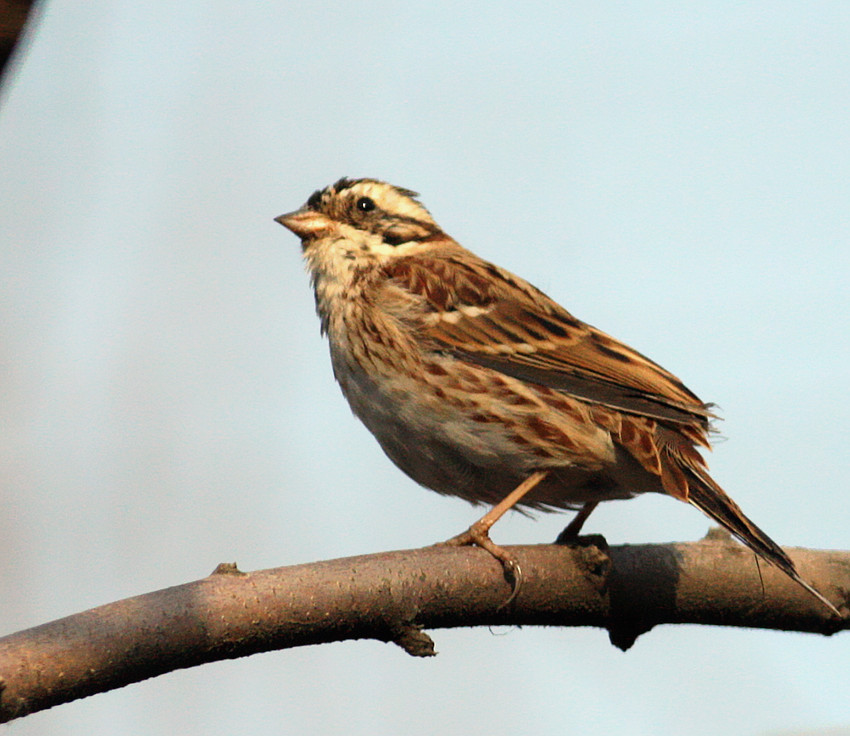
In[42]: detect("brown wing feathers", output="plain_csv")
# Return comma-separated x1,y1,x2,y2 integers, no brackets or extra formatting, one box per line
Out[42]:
387,252,720,508
387,253,712,428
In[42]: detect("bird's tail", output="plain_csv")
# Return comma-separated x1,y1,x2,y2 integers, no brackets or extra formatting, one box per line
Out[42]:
684,467,840,617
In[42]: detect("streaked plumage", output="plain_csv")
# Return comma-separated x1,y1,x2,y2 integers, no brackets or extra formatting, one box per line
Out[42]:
276,177,839,616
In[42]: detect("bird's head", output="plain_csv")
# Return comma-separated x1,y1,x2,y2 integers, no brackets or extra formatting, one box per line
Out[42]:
277,178,449,320
276,178,442,258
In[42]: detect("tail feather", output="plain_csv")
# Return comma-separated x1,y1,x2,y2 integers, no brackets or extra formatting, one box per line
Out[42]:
685,469,840,617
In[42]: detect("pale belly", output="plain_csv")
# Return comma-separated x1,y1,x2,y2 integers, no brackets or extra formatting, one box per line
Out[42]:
330,347,651,510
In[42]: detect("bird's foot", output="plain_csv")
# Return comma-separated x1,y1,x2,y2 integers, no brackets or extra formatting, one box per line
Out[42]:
443,522,522,608
554,500,600,544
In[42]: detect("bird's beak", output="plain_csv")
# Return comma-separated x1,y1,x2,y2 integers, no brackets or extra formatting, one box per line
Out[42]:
274,209,334,239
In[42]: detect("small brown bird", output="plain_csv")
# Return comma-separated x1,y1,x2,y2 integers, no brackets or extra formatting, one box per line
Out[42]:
277,177,839,616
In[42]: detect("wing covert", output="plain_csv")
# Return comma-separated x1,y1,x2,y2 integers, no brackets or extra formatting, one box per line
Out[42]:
384,252,713,427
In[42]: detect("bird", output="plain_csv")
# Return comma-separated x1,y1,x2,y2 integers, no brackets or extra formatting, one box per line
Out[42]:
276,176,840,617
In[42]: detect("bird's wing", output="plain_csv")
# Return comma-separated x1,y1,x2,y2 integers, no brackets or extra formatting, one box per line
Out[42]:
384,251,713,428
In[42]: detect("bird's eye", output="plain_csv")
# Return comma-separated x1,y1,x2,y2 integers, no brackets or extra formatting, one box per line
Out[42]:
356,197,376,212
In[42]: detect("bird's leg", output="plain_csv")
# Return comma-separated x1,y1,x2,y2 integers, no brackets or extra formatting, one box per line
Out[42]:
554,501,599,544
445,470,549,549
443,470,549,604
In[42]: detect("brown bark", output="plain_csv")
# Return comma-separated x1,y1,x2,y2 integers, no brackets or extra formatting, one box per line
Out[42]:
0,535,847,723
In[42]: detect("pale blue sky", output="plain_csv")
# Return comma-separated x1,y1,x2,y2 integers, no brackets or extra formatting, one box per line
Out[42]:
1,3,849,735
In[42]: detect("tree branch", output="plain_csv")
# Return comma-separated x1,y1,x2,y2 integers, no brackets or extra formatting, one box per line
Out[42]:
0,0,36,86
1,534,847,722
